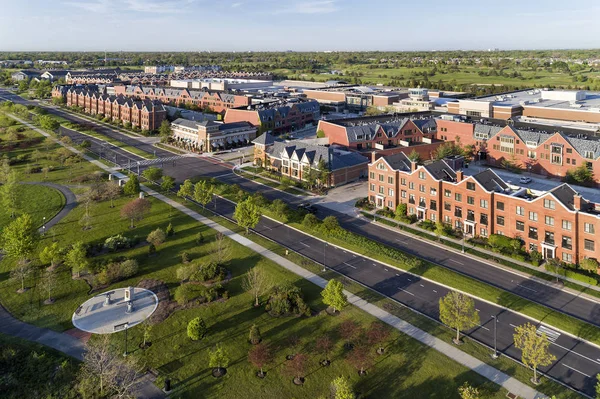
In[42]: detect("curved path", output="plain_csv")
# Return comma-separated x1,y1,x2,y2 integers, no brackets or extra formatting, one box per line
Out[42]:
22,182,77,232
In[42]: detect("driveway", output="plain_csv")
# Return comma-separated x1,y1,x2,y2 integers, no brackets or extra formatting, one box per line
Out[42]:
314,180,367,215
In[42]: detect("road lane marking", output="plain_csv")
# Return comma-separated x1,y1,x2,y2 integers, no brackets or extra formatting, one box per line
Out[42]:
509,324,518,329
299,242,310,247
432,289,438,293
214,172,233,178
420,284,425,287
562,363,591,378
478,325,490,331
449,259,464,265
343,262,357,269
372,263,377,266
398,288,414,296
384,268,389,272
537,325,560,342
475,309,480,312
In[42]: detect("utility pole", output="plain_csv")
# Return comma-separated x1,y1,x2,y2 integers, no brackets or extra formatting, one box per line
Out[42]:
491,315,498,359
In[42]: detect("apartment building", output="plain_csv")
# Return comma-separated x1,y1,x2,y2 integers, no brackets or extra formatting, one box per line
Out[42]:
225,100,320,135
368,154,600,265
171,118,257,152
65,87,166,131
253,133,369,187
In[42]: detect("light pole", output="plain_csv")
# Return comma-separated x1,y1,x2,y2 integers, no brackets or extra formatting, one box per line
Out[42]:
491,315,499,359
123,323,129,357
42,216,46,236
461,231,465,253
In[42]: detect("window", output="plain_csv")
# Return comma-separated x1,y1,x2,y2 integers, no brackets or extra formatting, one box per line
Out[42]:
454,206,462,218
444,202,451,211
497,215,505,226
379,186,384,194
418,171,425,180
388,176,394,184
430,200,437,211
562,252,573,263
528,227,538,240
516,221,525,231
369,172,375,179
466,182,476,191
480,228,488,237
401,190,407,198
401,178,406,186
562,236,572,250
409,194,415,204
516,206,525,216
529,211,538,222
480,199,488,209
545,216,554,226
585,239,595,252
430,213,436,222
376,162,386,170
545,231,555,245
455,193,462,202
419,184,425,193
585,223,595,234
379,174,384,182
467,210,475,221
467,196,475,205
444,215,451,223
409,182,415,190
388,200,393,208
499,136,515,153
480,213,488,225
388,188,394,196
430,187,437,196
370,183,375,191
562,220,572,230
543,199,556,210
444,189,451,198
497,201,504,211
529,243,538,252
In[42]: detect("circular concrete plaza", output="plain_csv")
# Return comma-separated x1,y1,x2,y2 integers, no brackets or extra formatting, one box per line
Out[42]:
72,287,158,334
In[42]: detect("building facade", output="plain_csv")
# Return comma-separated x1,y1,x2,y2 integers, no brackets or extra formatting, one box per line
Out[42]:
171,118,257,152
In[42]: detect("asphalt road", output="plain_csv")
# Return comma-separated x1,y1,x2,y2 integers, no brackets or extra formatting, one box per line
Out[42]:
2,89,600,395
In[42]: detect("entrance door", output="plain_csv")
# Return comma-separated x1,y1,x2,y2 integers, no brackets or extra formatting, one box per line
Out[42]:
377,197,384,208
417,210,424,220
543,247,555,260
465,224,474,236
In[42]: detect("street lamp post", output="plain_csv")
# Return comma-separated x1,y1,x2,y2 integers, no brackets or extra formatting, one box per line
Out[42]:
461,232,465,253
491,315,499,359
42,216,46,236
123,323,129,357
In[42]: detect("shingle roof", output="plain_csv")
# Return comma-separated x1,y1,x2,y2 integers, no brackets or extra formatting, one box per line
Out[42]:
549,184,578,211
380,152,411,172
471,169,509,192
424,160,457,182
252,132,275,146
266,141,368,171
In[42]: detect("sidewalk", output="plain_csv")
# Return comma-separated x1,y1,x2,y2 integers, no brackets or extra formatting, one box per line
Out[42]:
233,163,316,197
142,185,547,399
9,112,546,399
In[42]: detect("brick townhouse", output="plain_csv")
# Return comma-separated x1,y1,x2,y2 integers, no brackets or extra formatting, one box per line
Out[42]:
65,87,166,131
253,133,369,187
114,85,251,113
437,118,600,185
225,100,320,135
369,153,600,265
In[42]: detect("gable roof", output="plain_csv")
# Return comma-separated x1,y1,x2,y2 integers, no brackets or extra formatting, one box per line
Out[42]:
471,169,509,192
378,152,412,172
252,132,275,146
423,160,457,182
266,140,368,171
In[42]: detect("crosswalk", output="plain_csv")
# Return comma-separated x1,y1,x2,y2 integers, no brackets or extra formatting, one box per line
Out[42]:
129,155,191,167
537,325,561,342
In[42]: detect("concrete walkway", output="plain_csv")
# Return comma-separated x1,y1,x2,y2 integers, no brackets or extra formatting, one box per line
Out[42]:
7,113,545,399
142,185,547,399
23,181,77,232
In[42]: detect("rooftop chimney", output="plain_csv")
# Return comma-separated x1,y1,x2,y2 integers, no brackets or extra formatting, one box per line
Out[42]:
456,170,464,182
574,194,583,211
371,151,378,163
410,161,418,172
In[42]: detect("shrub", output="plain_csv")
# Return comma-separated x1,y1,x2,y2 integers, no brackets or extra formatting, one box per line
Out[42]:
187,317,207,341
265,284,310,317
146,228,166,247
103,234,133,252
580,258,599,272
148,243,156,254
302,213,320,229
95,259,138,285
195,232,204,244
166,223,175,237
120,259,138,278
249,324,261,345
181,251,191,263
176,264,195,282
190,261,226,282
322,216,339,233
175,284,197,305
529,250,542,266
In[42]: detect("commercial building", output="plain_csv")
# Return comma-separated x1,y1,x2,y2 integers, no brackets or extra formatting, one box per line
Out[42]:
64,87,166,131
11,70,41,81
368,154,600,265
144,65,175,74
253,133,369,187
40,70,69,82
171,118,256,152
304,85,407,112
224,100,320,135
169,78,273,91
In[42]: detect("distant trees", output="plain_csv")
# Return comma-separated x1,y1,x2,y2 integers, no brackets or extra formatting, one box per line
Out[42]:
120,198,151,228
439,291,480,344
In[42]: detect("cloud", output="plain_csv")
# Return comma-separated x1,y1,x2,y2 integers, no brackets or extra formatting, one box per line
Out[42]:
63,0,196,14
231,2,243,7
62,0,111,13
274,0,339,14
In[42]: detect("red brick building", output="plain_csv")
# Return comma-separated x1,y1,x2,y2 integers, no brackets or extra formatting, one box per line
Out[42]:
368,154,600,265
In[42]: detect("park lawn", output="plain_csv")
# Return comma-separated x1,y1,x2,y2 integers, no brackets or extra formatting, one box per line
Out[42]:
0,184,65,230
0,333,80,399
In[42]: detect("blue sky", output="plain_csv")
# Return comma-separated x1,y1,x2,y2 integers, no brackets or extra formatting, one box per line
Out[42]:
0,0,599,51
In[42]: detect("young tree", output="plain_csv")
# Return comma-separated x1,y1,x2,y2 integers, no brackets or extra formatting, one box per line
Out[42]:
211,232,232,265
104,181,122,208
330,376,354,399
120,198,152,229
580,258,599,272
249,324,262,345
338,320,360,347
146,228,166,247
317,159,331,188
242,266,271,307
39,242,62,270
122,174,140,196
285,352,308,384
10,261,33,293
1,214,39,264
439,291,480,344
0,155,11,184
79,336,119,397
65,241,89,278
187,317,207,341
434,222,446,241
407,149,422,163
0,170,20,218
177,179,194,199
41,269,58,304
158,120,171,140
234,197,261,234
367,321,391,354
395,203,408,220
79,188,94,231
161,175,175,194
321,279,348,313
142,166,163,183
346,342,374,376
513,322,556,384
166,222,174,237
458,382,480,399
142,321,153,348
248,343,273,378
193,180,213,209
315,335,333,365
209,344,230,372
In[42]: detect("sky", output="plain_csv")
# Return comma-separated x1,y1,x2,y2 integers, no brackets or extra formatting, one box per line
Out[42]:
0,0,599,51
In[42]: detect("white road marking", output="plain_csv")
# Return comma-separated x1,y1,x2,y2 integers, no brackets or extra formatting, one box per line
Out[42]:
432,289,438,293
509,324,518,329
343,262,357,269
517,284,538,293
396,238,407,243
384,268,389,272
299,241,310,247
372,263,377,266
478,325,490,331
537,325,561,342
214,172,233,178
562,363,591,378
420,284,425,287
475,309,480,312
449,259,464,265
399,288,414,296
343,251,347,254
407,278,411,281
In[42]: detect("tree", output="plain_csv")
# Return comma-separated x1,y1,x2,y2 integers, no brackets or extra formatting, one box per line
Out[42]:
41,269,58,304
79,188,94,231
434,142,463,160
316,129,326,138
142,166,163,183
187,317,207,341
434,222,446,241
315,335,333,364
0,170,20,218
211,232,232,265
317,159,331,188
249,324,262,345
242,266,271,307
0,156,11,184
146,228,166,247
271,199,288,220
39,242,62,270
595,373,600,399
338,320,360,346
193,180,213,209
120,198,151,229
545,257,562,283
285,352,308,384
346,342,374,376
122,174,140,196
166,222,174,237
513,323,556,384
248,343,273,378
38,115,60,131
407,149,421,163
105,181,122,208
234,197,261,234
142,321,152,348
439,291,480,344
65,241,89,278
323,215,340,233
209,344,230,370
580,258,599,272
566,164,595,187
321,279,348,313
1,214,39,264
367,321,391,354
158,120,171,140
10,261,33,293
177,179,194,199
331,376,354,399
161,175,175,194
458,382,480,399
395,203,407,219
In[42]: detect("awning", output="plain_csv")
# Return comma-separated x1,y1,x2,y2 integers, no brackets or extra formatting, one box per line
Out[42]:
226,138,232,144
212,142,218,148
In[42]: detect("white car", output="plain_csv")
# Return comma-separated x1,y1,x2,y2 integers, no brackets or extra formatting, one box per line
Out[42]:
519,177,532,184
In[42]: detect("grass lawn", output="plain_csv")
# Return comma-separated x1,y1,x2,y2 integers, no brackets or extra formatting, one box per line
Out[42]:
0,184,65,230
0,333,79,399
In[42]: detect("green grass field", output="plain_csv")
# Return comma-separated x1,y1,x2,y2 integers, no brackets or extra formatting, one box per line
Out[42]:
0,184,65,230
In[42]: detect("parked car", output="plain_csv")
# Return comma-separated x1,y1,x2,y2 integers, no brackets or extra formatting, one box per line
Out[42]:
519,177,532,184
298,202,318,214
